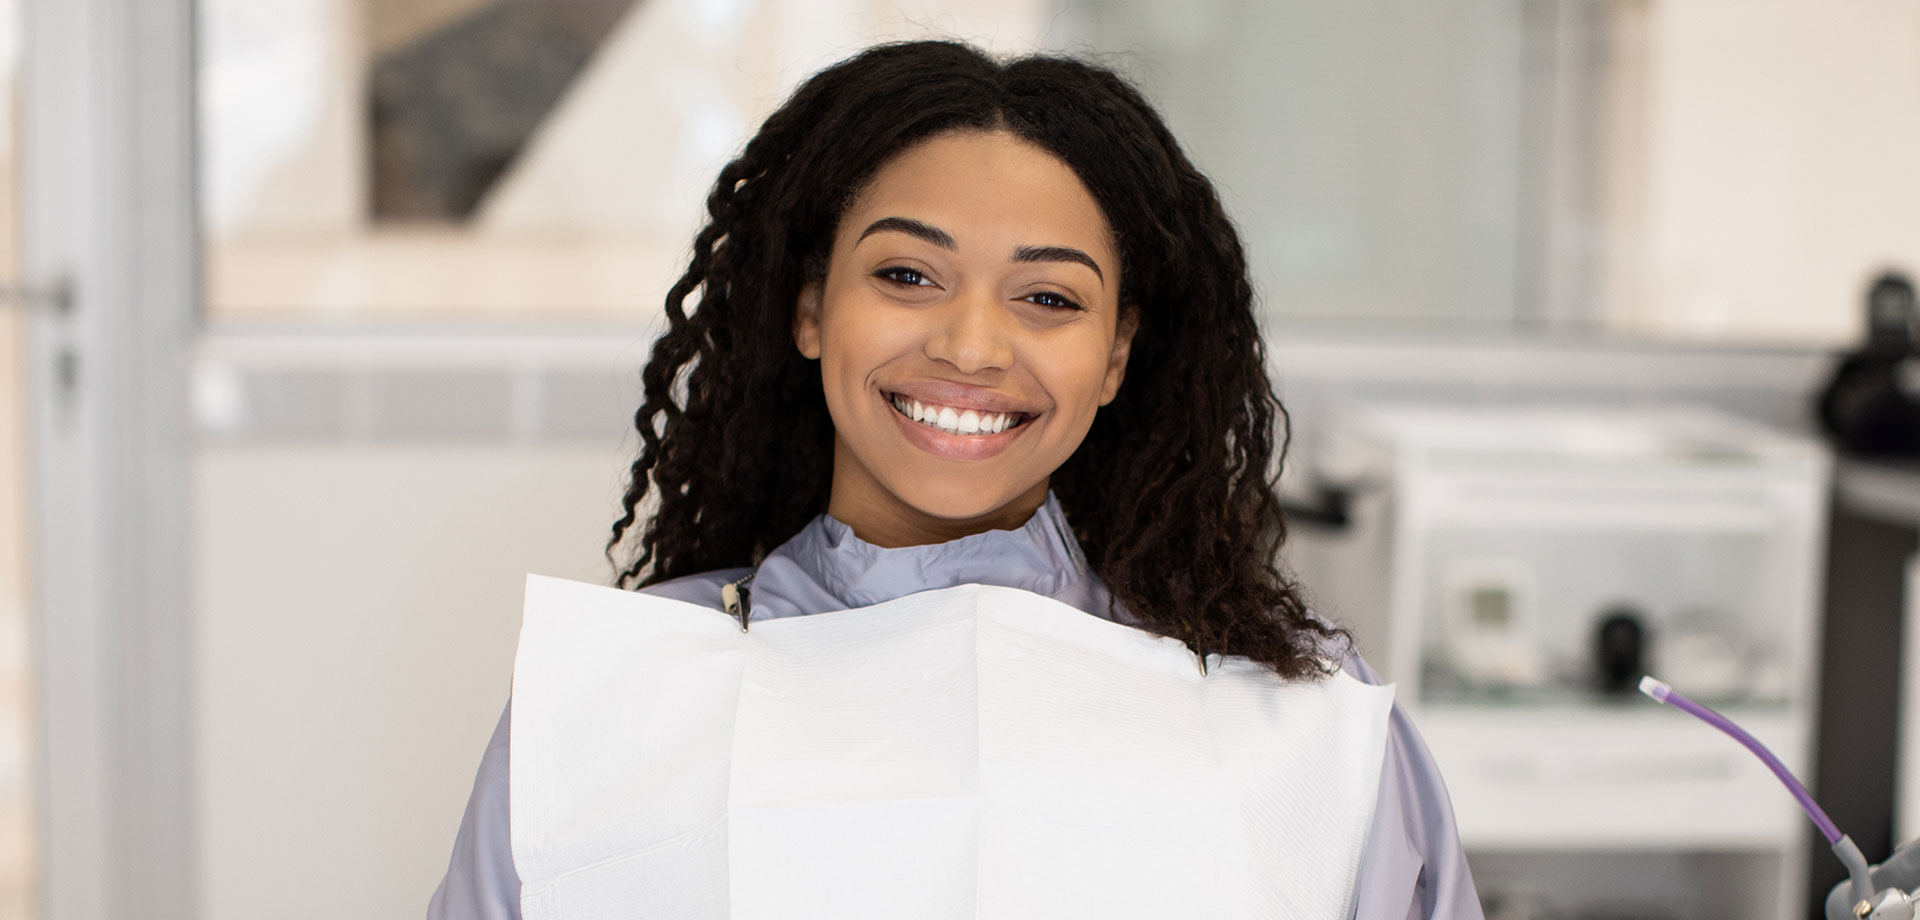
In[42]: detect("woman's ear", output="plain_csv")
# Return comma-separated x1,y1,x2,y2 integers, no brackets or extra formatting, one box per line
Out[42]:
1098,306,1140,406
793,281,824,360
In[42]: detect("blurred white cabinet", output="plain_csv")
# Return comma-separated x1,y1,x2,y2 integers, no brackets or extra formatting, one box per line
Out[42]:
1312,404,1830,920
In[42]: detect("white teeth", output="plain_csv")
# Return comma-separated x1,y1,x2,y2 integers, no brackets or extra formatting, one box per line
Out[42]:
891,393,1024,436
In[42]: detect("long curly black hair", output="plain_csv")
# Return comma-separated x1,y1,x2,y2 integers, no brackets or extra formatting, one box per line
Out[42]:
606,40,1344,679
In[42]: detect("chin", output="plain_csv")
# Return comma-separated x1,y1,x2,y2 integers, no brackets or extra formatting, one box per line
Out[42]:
888,473,1040,526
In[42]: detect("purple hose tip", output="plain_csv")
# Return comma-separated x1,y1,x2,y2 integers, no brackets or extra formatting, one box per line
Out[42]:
1638,676,1671,703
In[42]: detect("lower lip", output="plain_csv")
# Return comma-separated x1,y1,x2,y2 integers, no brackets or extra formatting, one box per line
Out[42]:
883,395,1034,461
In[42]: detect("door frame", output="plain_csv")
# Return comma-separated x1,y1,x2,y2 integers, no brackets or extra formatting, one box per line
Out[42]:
21,0,199,918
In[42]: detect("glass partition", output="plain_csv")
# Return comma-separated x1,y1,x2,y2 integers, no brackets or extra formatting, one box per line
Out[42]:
199,0,1053,319
200,0,1920,342
1060,0,1920,345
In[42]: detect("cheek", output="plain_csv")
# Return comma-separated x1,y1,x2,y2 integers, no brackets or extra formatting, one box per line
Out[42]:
1032,332,1119,417
817,295,911,398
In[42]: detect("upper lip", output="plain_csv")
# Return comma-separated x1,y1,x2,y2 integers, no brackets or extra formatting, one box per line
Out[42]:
881,380,1045,416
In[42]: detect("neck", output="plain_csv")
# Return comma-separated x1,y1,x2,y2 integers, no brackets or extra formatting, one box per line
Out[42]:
825,439,1050,548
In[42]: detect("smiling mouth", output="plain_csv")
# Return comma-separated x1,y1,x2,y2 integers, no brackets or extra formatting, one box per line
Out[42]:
886,393,1033,436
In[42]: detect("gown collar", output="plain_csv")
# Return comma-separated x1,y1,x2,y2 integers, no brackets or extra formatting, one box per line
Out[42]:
773,490,1094,612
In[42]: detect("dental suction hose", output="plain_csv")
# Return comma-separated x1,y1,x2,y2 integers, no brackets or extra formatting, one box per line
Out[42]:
1638,676,1878,912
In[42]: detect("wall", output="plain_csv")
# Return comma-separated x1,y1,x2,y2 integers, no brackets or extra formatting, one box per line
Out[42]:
193,445,627,918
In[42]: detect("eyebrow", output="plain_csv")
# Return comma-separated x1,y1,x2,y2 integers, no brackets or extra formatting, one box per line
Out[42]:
857,216,1107,285
857,216,954,250
1012,245,1104,284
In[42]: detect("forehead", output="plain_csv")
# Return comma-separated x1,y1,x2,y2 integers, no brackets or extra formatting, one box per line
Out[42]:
840,130,1116,263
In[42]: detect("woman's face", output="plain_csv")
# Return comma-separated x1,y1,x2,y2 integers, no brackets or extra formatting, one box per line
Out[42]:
794,129,1135,547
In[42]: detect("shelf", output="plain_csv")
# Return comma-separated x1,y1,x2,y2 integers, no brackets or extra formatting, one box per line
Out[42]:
1415,704,1810,850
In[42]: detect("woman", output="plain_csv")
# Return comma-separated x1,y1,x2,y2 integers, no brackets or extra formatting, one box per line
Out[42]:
430,40,1480,919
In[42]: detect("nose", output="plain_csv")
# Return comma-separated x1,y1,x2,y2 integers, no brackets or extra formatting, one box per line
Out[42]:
924,287,1015,374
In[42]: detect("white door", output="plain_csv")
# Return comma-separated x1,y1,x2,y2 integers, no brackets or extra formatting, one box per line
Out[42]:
14,1,198,919
0,2,40,916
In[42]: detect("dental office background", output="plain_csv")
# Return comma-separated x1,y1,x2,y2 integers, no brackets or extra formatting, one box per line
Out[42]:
4,0,1919,918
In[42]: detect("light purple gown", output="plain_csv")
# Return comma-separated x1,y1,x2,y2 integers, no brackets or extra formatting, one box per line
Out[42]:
427,493,1484,919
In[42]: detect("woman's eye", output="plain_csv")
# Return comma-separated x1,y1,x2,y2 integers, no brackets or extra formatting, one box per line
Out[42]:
1025,290,1084,311
874,266,932,287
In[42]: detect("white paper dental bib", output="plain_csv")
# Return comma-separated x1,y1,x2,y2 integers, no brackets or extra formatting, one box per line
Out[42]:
509,575,1395,920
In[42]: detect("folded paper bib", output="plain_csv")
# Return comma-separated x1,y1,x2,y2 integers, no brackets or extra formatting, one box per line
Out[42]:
510,574,1394,920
